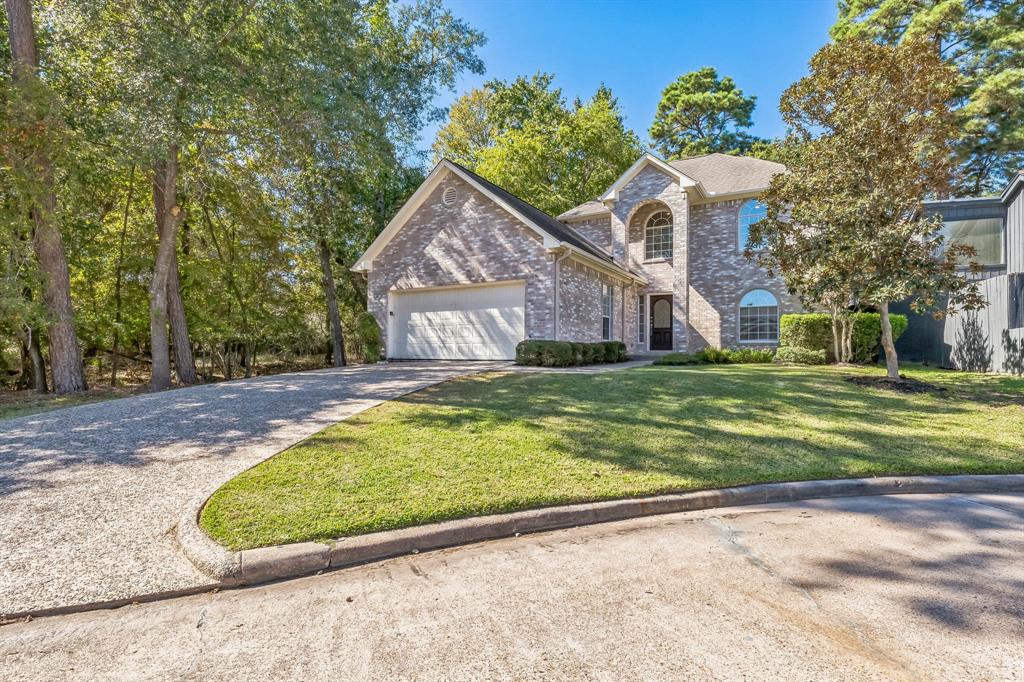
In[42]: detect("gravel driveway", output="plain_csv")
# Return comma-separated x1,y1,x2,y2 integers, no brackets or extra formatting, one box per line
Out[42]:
0,362,497,617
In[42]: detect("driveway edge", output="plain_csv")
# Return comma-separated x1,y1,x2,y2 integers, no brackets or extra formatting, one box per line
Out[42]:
178,473,1024,589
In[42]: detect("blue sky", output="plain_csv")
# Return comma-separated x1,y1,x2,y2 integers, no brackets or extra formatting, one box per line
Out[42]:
420,0,839,154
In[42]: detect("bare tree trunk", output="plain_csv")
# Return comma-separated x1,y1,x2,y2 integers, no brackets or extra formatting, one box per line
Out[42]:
167,249,197,384
318,238,346,367
5,0,86,394
830,310,840,364
149,147,183,390
879,301,900,379
17,327,47,393
111,165,136,387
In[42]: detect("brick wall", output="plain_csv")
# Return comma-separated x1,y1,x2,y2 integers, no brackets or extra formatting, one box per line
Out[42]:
688,199,801,348
612,165,692,352
558,259,626,342
564,215,612,253
367,174,554,351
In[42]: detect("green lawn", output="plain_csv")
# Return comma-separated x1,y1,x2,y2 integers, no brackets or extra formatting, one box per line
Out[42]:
200,364,1024,550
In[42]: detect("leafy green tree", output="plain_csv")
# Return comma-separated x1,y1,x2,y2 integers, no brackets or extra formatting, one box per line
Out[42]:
649,67,759,159
751,37,985,380
832,0,1024,194
3,0,87,393
433,75,642,215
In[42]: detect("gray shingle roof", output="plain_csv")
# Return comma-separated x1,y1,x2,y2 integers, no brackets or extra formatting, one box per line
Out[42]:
668,153,784,196
559,153,785,219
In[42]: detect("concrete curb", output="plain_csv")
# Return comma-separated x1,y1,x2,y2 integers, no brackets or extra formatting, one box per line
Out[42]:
178,474,1024,589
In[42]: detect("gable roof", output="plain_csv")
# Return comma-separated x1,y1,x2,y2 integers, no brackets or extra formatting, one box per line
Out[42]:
668,153,784,197
353,159,641,282
446,161,616,265
598,153,701,203
558,152,785,220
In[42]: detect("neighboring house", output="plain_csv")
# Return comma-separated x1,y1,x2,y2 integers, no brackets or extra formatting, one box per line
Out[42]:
353,153,799,360
895,171,1024,374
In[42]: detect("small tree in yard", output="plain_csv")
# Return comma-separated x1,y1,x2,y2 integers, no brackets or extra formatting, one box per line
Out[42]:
750,37,986,380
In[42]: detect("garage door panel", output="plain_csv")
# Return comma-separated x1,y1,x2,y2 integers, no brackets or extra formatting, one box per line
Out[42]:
391,283,526,360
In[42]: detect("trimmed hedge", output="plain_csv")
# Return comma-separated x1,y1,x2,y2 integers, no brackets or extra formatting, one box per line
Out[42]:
653,346,774,366
515,340,627,367
775,346,827,365
779,312,908,364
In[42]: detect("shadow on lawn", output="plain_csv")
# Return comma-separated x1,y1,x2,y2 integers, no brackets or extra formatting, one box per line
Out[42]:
393,365,1022,485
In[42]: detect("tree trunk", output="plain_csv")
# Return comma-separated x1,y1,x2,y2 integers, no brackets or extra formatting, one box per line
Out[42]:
318,238,346,367
149,146,183,390
5,0,86,394
167,249,197,384
17,327,48,393
830,311,840,364
111,165,136,387
879,301,900,379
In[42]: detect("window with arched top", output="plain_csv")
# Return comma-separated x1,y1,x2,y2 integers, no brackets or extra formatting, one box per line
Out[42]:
738,289,779,342
738,199,767,251
644,210,673,260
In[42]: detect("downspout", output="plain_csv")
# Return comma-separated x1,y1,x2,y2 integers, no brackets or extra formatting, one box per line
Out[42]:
552,248,571,341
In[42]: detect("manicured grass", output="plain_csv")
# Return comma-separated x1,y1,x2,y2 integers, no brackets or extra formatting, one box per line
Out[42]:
200,364,1024,550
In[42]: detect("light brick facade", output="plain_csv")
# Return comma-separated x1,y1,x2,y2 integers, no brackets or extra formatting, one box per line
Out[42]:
363,157,800,358
366,174,556,353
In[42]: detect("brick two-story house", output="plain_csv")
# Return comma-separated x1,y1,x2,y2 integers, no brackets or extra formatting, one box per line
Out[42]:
353,153,800,360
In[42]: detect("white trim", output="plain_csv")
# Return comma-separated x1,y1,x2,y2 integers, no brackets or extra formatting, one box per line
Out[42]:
554,243,647,285
600,153,706,202
643,209,674,261
737,198,768,254
646,291,673,352
353,160,565,273
388,278,527,294
736,288,780,344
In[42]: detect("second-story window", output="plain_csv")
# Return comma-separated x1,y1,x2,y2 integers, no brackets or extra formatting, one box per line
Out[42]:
645,210,673,260
739,199,768,251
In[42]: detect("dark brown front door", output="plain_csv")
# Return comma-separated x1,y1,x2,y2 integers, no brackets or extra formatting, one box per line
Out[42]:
650,295,672,350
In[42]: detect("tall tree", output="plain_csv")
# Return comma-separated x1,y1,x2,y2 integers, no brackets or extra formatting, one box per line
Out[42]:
433,75,642,215
832,0,1024,194
3,0,86,393
649,67,759,159
752,37,985,380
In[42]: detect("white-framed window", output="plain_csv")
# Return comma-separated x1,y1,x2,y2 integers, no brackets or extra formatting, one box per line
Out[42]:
738,199,767,251
644,210,673,260
601,283,613,340
739,289,779,342
637,295,646,344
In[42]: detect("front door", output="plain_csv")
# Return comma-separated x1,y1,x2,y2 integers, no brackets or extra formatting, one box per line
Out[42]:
650,295,672,350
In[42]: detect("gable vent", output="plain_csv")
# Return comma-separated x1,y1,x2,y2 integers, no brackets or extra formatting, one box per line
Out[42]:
441,186,457,206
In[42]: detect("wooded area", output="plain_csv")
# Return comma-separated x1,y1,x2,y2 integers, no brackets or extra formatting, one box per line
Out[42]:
1,0,483,394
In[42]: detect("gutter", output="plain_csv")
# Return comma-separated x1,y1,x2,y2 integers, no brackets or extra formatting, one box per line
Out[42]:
553,242,646,286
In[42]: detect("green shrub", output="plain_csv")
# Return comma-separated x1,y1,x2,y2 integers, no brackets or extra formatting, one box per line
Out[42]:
653,352,702,365
515,340,546,366
775,346,827,365
779,312,908,363
602,341,627,362
515,340,626,367
779,314,832,354
353,311,381,363
568,342,585,366
726,347,775,363
696,346,731,364
541,342,574,367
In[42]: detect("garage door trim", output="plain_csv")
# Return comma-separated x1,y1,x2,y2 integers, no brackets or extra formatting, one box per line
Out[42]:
387,279,528,360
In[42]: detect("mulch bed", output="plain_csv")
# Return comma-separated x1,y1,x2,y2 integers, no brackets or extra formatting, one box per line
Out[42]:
845,375,948,395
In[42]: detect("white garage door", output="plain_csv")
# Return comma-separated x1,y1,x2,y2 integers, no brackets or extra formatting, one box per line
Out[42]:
389,282,526,360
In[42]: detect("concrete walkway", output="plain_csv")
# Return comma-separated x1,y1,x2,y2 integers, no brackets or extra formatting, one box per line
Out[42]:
2,492,1021,679
0,362,497,617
